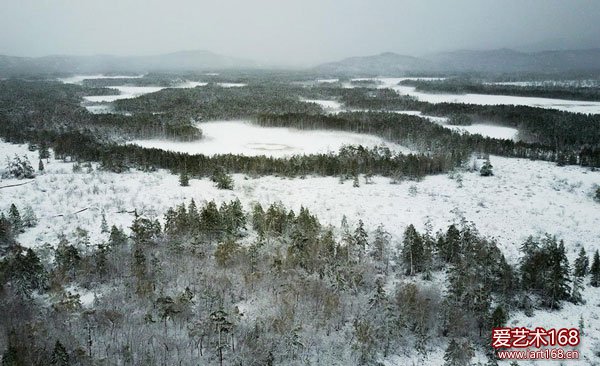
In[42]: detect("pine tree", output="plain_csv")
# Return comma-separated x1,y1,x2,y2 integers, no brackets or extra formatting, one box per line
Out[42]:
353,219,368,260
547,240,571,309
179,170,190,187
371,224,390,272
95,244,109,279
100,212,109,233
38,159,44,172
571,276,584,304
21,206,37,228
573,247,589,277
55,239,81,280
490,305,508,328
50,340,70,366
39,143,50,161
0,213,13,246
590,250,600,287
443,338,474,366
521,235,571,308
401,224,424,275
108,225,127,246
187,199,200,232
480,159,493,177
251,203,266,238
438,224,461,263
200,201,222,240
8,204,23,234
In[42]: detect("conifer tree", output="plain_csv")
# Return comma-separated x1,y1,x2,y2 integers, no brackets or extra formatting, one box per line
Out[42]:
0,213,13,246
8,204,23,234
353,219,368,260
401,224,424,275
371,224,390,272
590,250,600,287
108,225,127,246
573,247,589,277
50,340,70,366
100,212,109,233
443,338,474,366
179,170,190,187
438,224,461,263
38,158,44,172
480,159,493,176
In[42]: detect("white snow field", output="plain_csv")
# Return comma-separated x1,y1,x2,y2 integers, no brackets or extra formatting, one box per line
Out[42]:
2,139,600,364
216,82,247,88
83,86,167,103
445,124,519,141
82,82,208,103
301,99,344,114
353,77,600,114
2,139,599,263
128,120,412,157
58,74,145,84
390,110,519,140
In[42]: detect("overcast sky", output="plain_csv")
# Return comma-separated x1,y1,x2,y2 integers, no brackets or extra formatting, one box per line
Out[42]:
1,0,599,66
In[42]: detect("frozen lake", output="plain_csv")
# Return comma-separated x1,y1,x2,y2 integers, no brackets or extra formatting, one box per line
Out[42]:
359,77,600,114
302,99,343,114
128,120,412,157
444,124,519,140
58,74,145,84
83,86,167,102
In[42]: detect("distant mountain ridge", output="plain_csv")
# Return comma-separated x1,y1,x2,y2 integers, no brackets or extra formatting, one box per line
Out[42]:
314,52,430,75
313,48,600,75
0,50,257,76
2,48,600,76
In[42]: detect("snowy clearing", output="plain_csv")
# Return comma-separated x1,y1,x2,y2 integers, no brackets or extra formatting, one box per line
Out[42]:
444,123,519,141
3,138,600,364
83,86,166,102
301,99,344,114
57,74,145,84
2,139,599,266
350,77,600,114
127,120,412,157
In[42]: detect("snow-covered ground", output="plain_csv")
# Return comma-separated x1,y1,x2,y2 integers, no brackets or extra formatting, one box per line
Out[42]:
351,77,600,114
3,139,599,264
83,86,167,103
489,80,600,88
58,74,145,84
216,82,247,88
301,99,344,114
128,120,412,157
2,139,600,364
83,81,208,103
444,124,519,141
79,80,207,112
390,110,519,140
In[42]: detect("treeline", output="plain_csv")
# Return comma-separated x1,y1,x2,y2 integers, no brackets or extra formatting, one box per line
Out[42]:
401,78,600,102
113,83,325,120
256,111,576,165
1,199,595,365
0,80,202,142
1,107,460,180
336,88,600,166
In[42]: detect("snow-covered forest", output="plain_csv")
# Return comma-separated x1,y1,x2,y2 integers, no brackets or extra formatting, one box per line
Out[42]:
1,67,600,366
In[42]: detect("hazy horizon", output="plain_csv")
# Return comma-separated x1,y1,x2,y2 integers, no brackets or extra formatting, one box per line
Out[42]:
2,0,600,67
